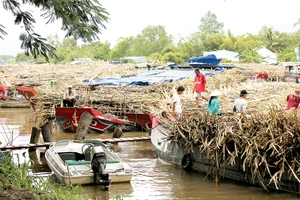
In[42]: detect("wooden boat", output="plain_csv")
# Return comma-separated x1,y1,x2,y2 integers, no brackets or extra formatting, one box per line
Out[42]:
0,85,37,101
150,118,300,195
45,140,133,188
126,113,154,131
55,107,125,133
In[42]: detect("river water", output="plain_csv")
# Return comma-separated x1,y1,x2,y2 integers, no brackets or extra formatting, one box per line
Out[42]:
0,108,299,200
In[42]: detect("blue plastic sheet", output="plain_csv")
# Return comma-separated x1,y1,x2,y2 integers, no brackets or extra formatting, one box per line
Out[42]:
85,69,217,86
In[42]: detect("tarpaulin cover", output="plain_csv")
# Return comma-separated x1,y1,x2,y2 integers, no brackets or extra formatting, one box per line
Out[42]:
83,69,217,86
184,54,221,65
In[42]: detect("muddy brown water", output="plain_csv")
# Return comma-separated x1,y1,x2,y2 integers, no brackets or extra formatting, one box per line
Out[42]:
0,108,299,200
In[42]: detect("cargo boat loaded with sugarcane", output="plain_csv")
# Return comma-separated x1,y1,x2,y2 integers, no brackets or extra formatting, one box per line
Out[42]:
151,108,300,194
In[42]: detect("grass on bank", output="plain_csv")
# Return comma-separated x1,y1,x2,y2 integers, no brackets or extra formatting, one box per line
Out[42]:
0,156,83,200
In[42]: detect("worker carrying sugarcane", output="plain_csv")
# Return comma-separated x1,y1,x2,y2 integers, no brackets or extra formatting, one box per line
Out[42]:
286,89,300,111
233,90,248,115
207,90,222,115
172,86,185,119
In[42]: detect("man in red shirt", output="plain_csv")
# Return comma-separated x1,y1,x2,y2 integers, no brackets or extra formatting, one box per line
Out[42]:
193,69,208,108
286,89,300,110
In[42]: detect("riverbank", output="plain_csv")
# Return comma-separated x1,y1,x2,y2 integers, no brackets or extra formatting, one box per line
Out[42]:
0,155,82,200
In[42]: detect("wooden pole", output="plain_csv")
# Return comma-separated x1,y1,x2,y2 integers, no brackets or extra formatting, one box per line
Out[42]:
74,112,93,141
41,121,53,142
112,127,123,138
29,127,41,151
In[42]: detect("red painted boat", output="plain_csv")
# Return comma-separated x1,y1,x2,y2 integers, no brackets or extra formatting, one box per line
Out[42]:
0,85,37,101
56,107,125,133
0,86,8,101
126,113,155,131
16,86,37,101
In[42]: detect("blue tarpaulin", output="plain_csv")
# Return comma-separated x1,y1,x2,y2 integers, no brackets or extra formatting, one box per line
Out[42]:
83,69,218,86
184,54,221,65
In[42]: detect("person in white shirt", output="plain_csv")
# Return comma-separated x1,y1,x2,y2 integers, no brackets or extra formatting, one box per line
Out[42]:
63,85,76,107
172,86,185,119
233,90,248,115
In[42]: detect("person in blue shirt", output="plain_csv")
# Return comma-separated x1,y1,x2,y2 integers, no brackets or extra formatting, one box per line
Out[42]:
207,90,222,115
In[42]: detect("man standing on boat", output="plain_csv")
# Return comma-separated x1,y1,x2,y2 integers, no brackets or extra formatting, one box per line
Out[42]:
193,69,208,108
63,85,76,107
172,86,185,119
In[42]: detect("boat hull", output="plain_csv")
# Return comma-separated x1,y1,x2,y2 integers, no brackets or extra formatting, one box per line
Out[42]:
151,124,300,194
55,107,124,133
45,140,133,185
126,113,154,131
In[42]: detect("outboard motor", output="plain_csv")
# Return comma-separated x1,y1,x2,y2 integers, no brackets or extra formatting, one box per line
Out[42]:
91,146,111,189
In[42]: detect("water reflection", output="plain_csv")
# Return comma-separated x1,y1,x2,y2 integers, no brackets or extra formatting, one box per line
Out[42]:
1,108,300,199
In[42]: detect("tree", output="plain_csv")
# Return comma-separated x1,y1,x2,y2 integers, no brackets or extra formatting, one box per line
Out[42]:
15,53,33,62
0,0,109,61
258,26,287,53
79,41,110,60
131,25,173,56
110,37,134,60
163,52,186,64
240,48,264,63
201,33,224,51
55,38,79,63
177,33,204,58
198,11,224,35
233,33,260,54
47,34,61,50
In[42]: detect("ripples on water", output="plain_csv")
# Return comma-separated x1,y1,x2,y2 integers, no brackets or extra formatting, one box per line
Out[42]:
1,108,299,199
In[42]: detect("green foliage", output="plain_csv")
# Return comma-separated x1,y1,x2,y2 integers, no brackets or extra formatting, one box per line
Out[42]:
0,24,7,39
278,47,297,62
258,26,288,53
201,33,224,51
1,0,109,61
0,55,14,63
240,48,265,63
149,52,163,62
132,25,173,56
114,195,124,200
80,41,110,60
110,38,133,60
233,34,260,54
221,59,232,63
0,156,82,200
15,53,33,63
198,11,224,35
161,46,176,55
47,34,61,50
177,33,203,57
163,52,186,64
55,38,79,63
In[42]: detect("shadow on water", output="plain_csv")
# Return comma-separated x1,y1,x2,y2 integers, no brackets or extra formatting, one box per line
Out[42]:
1,108,300,199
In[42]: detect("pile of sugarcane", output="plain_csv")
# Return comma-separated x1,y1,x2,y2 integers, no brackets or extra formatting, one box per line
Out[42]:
160,106,300,191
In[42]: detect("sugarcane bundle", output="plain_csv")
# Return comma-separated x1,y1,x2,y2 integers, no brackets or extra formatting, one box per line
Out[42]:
162,106,300,191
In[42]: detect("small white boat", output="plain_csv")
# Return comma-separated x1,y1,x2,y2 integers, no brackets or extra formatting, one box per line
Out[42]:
45,140,133,188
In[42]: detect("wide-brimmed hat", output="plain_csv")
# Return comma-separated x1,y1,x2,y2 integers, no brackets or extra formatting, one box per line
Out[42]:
210,90,222,97
68,85,72,88
294,89,300,96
